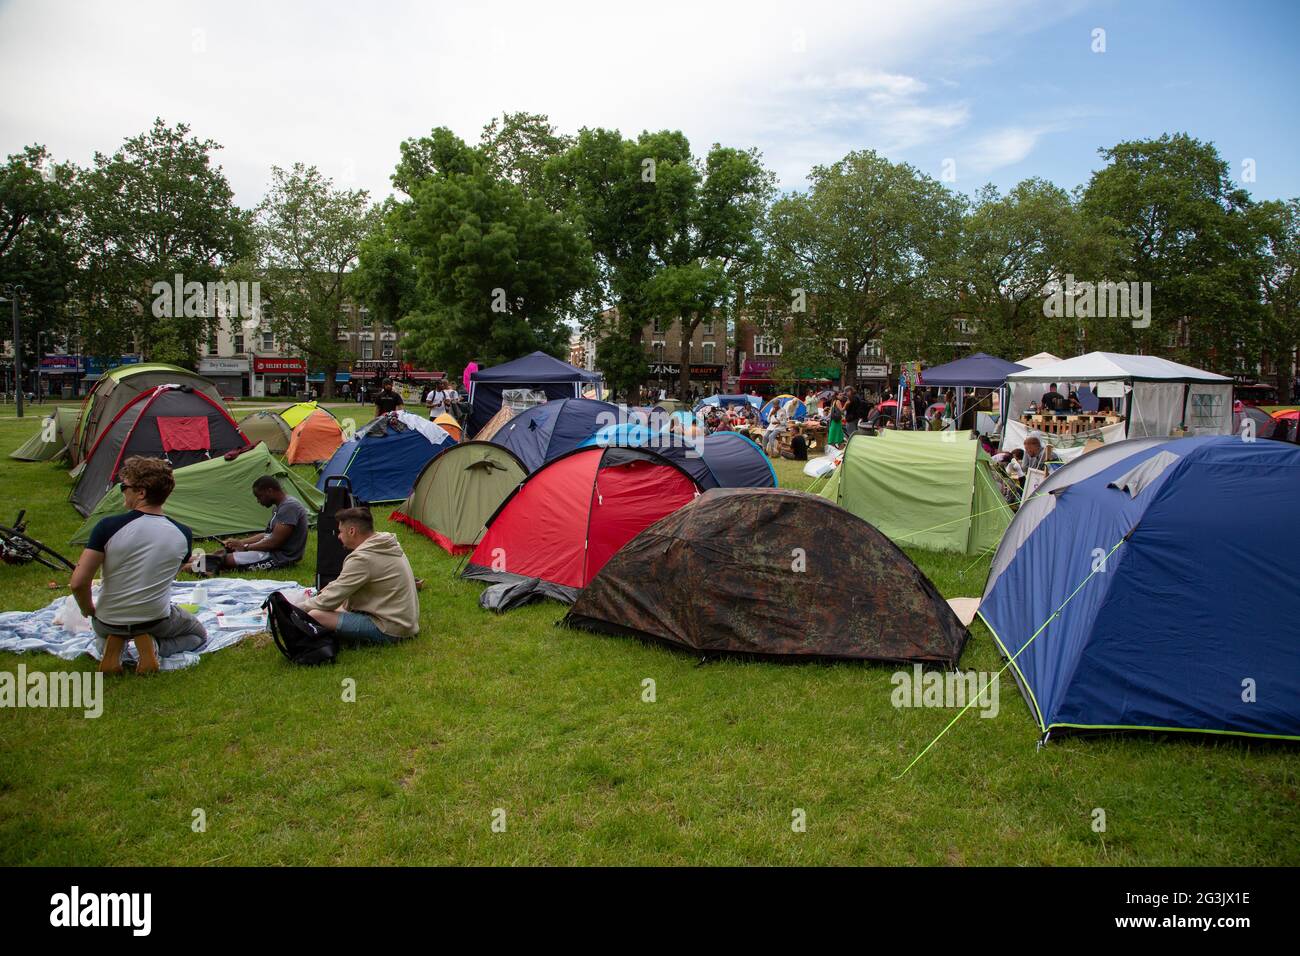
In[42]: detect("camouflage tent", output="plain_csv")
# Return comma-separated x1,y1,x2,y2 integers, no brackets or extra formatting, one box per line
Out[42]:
565,487,968,664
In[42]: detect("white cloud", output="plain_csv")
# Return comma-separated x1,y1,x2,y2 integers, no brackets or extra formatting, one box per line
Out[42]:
0,0,1060,203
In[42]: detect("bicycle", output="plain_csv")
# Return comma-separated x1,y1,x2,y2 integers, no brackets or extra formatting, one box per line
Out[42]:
0,510,76,572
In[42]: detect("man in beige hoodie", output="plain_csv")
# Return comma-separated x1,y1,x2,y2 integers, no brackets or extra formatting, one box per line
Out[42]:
300,507,420,644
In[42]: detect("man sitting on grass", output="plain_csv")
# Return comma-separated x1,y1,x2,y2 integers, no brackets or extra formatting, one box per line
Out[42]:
192,476,308,574
298,507,419,645
69,457,207,673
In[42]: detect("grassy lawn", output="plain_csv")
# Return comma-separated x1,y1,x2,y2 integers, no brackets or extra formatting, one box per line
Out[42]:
0,402,1296,866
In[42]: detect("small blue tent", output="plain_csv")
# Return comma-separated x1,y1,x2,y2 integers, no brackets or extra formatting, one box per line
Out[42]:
759,395,807,425
699,432,776,488
492,398,619,473
317,417,455,503
695,394,762,414
467,351,603,435
980,435,1300,742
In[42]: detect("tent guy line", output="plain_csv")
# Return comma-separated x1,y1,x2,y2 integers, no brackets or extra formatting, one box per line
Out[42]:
895,535,1128,779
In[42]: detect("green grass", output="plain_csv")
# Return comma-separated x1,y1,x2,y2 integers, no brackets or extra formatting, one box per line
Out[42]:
0,402,1296,865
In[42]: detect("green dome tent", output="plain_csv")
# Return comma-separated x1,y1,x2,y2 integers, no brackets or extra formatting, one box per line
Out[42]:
237,409,295,453
71,443,325,544
10,407,79,462
819,430,1013,555
391,441,527,553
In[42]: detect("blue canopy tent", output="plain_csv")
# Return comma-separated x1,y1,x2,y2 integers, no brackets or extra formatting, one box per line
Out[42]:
919,352,1026,430
980,435,1300,742
491,398,619,473
467,351,604,436
316,416,455,503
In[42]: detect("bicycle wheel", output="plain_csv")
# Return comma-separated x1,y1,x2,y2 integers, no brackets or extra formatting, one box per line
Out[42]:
11,533,75,572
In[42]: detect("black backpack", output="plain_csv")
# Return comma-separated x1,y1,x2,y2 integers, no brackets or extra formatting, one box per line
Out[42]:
263,591,339,665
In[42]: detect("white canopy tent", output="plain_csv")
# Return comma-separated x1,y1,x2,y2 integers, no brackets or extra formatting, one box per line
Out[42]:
1002,352,1233,455
1015,352,1062,369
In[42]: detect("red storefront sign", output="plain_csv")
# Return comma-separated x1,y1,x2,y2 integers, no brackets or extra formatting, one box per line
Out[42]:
253,357,307,375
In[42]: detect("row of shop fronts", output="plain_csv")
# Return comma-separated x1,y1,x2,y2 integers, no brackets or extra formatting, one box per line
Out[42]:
15,354,445,400
644,359,893,399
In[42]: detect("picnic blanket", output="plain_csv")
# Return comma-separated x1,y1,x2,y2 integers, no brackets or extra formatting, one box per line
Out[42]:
0,579,300,672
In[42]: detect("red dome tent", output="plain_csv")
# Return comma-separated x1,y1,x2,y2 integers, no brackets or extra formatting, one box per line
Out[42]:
461,446,701,608
70,385,248,515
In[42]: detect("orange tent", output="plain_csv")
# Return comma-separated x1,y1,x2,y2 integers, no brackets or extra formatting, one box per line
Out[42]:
286,409,345,464
434,412,462,442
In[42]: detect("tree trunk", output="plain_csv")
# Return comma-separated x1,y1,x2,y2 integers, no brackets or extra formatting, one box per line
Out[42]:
678,311,695,400
322,317,338,399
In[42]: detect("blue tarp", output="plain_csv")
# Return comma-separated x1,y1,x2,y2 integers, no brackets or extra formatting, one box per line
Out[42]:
492,398,619,473
468,351,603,434
980,435,1300,740
317,419,454,503
921,352,1026,389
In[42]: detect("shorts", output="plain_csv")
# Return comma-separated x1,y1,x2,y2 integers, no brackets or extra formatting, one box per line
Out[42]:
335,611,405,645
231,550,274,568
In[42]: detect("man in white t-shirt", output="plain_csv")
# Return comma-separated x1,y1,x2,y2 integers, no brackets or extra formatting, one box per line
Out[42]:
424,379,459,420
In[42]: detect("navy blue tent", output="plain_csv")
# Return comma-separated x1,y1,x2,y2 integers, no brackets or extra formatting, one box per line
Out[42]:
317,417,455,503
468,351,603,435
577,423,718,489
492,398,619,473
700,432,776,488
980,436,1300,742
921,352,1026,388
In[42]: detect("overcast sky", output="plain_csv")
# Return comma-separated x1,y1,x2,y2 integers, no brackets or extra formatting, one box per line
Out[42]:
2,0,1297,207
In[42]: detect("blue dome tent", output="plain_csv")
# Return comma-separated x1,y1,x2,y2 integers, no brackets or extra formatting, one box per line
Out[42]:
980,436,1300,742
695,394,762,414
492,398,619,473
699,432,776,488
759,395,807,425
316,415,456,503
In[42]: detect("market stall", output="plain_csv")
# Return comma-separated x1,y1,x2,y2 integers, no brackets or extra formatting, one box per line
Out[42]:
1001,352,1233,456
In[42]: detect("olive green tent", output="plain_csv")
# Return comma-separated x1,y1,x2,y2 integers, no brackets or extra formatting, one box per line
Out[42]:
819,430,1012,555
10,406,79,461
70,442,324,544
390,440,527,553
237,409,294,453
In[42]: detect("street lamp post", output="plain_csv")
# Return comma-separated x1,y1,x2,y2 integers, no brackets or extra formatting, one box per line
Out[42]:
1,285,22,418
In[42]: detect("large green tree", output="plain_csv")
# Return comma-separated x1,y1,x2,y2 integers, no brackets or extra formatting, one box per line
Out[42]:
1079,133,1269,369
370,127,593,373
0,145,80,381
948,179,1105,361
75,119,250,364
551,129,772,399
250,163,376,398
1255,197,1300,400
761,149,962,383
